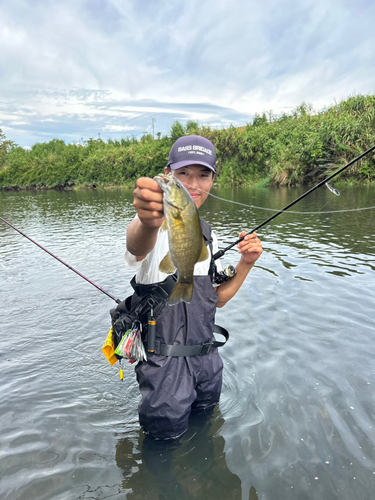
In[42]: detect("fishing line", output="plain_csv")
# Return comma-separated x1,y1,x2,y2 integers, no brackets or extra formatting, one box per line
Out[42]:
0,216,121,303
184,185,375,215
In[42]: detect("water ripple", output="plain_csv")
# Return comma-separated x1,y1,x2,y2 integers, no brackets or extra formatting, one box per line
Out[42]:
1,187,375,500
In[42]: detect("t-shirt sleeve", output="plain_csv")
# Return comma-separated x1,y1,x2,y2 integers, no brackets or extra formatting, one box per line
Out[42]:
124,225,170,284
124,248,143,270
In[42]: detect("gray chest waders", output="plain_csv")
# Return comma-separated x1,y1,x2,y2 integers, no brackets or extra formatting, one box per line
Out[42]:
111,218,229,439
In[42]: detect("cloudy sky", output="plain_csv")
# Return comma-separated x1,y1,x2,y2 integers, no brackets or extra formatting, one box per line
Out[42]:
1,0,374,147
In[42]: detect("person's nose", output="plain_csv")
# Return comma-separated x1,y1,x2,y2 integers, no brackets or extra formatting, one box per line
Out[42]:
187,175,199,189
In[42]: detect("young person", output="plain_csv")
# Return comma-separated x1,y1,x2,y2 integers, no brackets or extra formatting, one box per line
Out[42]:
125,135,263,439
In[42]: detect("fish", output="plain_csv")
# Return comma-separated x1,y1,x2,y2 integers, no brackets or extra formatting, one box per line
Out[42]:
154,173,209,305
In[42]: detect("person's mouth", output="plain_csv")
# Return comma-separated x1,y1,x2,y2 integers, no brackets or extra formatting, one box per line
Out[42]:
189,192,200,199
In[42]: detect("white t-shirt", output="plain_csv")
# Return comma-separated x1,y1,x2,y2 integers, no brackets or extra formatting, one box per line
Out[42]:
125,222,222,285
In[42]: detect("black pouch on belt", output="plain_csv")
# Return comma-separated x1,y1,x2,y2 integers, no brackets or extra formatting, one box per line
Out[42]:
109,274,177,349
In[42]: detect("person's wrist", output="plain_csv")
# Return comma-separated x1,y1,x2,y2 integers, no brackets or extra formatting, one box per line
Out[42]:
239,256,255,268
138,219,158,231
138,216,163,231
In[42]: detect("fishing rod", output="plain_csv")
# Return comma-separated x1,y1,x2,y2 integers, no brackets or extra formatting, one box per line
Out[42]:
213,144,375,260
0,216,121,304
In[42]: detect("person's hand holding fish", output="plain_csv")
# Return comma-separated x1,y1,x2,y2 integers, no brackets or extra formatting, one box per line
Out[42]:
237,231,263,266
133,177,165,229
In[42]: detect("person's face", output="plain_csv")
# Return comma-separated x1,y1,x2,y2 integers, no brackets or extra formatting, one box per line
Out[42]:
164,164,214,209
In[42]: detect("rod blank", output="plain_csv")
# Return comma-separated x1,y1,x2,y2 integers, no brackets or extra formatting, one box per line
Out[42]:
0,216,121,303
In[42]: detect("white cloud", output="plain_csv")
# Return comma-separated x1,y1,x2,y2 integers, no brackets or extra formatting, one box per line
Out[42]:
104,124,138,132
1,0,374,145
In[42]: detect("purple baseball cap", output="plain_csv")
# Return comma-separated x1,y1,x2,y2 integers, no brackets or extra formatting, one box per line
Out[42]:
168,135,216,173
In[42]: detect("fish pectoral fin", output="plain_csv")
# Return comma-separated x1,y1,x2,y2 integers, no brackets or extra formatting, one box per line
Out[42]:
160,218,168,232
159,252,176,274
197,237,209,263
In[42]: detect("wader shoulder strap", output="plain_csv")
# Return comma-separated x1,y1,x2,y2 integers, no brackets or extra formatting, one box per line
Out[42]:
111,274,178,346
200,217,216,280
200,217,212,245
144,324,229,357
130,273,177,302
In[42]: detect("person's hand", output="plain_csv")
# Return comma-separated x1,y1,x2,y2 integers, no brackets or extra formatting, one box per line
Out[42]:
237,231,263,265
133,177,164,229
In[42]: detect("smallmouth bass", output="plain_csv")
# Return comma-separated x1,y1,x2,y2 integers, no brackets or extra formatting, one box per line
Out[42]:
154,173,209,305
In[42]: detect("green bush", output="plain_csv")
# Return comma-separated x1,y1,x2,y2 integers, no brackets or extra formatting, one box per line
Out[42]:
1,94,375,190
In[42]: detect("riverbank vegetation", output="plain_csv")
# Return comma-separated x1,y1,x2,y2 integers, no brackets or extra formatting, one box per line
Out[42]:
1,94,375,190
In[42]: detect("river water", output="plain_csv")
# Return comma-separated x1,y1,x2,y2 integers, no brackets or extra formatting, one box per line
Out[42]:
0,185,374,500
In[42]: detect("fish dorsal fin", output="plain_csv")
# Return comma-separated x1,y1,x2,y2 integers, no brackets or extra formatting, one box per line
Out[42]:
197,237,209,263
160,218,168,232
159,252,176,274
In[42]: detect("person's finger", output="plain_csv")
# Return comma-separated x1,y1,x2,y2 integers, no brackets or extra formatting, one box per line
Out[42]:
136,177,163,193
135,187,163,203
135,197,164,212
138,209,164,219
240,238,262,247
238,241,263,254
238,235,260,249
238,232,258,241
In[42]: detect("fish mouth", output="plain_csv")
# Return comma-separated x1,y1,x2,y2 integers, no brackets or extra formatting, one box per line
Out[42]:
154,173,171,192
154,173,172,185
154,174,168,192
154,174,181,210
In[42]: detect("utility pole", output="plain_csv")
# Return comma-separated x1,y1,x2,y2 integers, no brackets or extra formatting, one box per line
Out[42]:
152,118,155,138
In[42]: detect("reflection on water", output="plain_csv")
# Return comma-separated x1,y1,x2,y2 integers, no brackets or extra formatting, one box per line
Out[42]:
0,185,375,500
115,412,247,500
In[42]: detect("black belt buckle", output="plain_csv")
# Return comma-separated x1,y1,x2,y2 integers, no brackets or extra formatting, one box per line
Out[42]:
200,342,213,356
156,286,169,300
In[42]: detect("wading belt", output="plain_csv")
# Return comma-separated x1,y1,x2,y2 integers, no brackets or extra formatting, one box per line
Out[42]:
131,275,229,357
144,324,229,357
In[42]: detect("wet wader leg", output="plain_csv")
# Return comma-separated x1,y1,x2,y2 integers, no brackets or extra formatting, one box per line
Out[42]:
136,356,197,440
190,350,223,413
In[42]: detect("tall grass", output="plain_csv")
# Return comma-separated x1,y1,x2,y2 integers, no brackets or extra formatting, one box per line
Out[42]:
1,94,375,190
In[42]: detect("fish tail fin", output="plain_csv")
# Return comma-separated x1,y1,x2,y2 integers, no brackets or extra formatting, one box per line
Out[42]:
169,281,193,305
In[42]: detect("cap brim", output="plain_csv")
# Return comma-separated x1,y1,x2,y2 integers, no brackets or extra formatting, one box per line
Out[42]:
169,160,216,172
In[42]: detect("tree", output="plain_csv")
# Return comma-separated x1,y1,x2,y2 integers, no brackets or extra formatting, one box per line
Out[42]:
170,121,186,143
0,129,15,169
